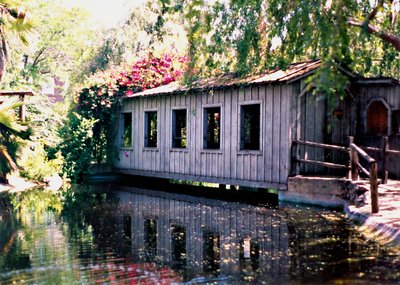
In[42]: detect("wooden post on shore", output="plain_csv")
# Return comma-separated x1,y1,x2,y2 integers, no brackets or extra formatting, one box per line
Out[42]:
348,136,359,181
18,94,25,121
382,136,388,184
295,141,300,175
348,136,354,180
370,161,379,213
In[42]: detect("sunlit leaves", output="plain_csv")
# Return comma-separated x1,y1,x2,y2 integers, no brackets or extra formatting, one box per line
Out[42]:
156,0,400,97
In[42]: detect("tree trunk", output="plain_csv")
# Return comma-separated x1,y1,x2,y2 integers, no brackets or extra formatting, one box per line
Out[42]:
0,34,8,82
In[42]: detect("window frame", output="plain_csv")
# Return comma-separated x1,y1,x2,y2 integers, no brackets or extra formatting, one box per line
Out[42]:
236,100,265,155
202,105,222,151
121,111,133,149
239,102,262,152
171,108,188,149
144,109,158,148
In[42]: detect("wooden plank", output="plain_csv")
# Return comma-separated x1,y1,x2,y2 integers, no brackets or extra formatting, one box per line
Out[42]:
245,86,252,101
239,86,245,102
231,89,238,180
165,96,171,172
297,158,349,169
236,153,243,180
134,99,140,169
138,99,144,170
314,90,324,172
306,91,316,172
258,86,265,182
357,162,370,177
370,162,379,213
264,86,273,182
280,85,290,183
214,153,220,177
351,143,375,163
224,89,232,178
160,96,166,172
295,140,348,152
299,87,307,173
272,85,281,182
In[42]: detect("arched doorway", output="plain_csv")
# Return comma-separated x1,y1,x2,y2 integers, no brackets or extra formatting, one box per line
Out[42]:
367,100,389,136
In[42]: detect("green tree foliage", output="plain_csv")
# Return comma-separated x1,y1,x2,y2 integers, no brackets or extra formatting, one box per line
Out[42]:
80,0,187,77
58,112,96,183
0,1,97,183
0,0,33,82
2,0,93,91
154,0,400,95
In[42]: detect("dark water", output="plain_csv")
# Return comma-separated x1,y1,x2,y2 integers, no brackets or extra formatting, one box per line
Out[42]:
0,185,399,285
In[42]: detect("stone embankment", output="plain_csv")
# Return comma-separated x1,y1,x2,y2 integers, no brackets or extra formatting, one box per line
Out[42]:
345,180,400,246
285,176,400,246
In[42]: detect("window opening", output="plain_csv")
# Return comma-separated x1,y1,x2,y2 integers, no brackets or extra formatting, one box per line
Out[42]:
239,237,260,278
144,219,157,261
172,109,187,148
145,111,157,147
204,107,220,149
203,231,220,273
122,113,132,147
171,224,187,270
240,104,260,150
123,215,132,241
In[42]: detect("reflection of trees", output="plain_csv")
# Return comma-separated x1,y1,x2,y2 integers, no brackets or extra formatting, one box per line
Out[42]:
0,186,183,284
61,185,123,250
9,188,64,226
0,189,63,281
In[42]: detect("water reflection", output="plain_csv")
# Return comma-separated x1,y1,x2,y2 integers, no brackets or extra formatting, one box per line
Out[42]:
0,185,399,284
114,187,290,283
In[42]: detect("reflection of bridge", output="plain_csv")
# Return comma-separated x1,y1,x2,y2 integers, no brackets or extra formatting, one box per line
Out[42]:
114,186,290,281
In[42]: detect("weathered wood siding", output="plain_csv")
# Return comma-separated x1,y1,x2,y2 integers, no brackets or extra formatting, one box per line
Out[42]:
293,79,356,175
116,84,293,189
357,84,400,178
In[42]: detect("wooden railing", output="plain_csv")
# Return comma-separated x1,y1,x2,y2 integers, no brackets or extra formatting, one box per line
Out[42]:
293,137,380,213
359,136,400,184
348,137,378,213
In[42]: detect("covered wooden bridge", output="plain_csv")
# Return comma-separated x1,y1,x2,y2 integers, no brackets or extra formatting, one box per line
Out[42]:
114,60,400,192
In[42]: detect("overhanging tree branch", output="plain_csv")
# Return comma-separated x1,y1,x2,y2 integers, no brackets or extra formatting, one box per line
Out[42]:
348,18,400,51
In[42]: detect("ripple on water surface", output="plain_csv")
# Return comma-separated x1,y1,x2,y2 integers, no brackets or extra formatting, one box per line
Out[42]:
0,186,399,284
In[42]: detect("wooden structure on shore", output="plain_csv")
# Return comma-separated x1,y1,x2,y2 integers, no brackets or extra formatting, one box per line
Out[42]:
114,60,400,193
0,91,34,121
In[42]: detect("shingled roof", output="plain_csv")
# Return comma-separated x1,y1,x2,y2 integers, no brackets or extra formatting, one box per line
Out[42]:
126,59,322,98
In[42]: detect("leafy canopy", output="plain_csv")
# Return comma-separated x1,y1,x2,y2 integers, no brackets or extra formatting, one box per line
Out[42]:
154,0,400,84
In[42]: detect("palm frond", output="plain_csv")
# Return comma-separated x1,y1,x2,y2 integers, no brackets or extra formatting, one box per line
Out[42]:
0,97,27,134
0,145,17,171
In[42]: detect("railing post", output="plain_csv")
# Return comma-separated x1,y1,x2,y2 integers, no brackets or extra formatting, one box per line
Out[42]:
348,136,359,181
19,94,25,121
382,136,388,184
294,140,300,176
370,161,379,213
348,136,353,180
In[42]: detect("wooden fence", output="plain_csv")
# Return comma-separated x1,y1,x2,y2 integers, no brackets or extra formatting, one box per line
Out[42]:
293,136,400,213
